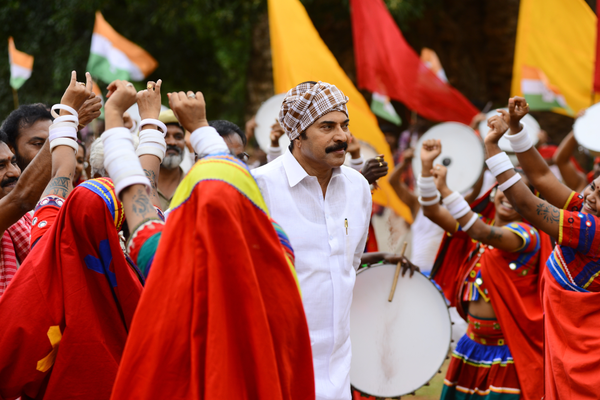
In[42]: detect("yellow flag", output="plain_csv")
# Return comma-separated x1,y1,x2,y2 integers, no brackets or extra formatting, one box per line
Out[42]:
268,0,412,222
511,0,596,115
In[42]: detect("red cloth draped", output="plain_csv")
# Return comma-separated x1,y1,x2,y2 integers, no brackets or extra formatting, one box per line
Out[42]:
543,270,600,399
0,183,143,400
110,179,315,400
350,0,479,125
481,232,553,400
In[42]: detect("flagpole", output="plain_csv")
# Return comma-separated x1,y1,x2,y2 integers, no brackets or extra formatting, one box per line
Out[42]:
11,88,19,110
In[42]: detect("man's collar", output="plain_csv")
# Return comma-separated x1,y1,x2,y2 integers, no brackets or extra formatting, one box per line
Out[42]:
282,149,347,188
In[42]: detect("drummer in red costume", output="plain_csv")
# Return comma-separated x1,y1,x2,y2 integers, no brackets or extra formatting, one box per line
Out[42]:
418,128,551,398
484,96,600,400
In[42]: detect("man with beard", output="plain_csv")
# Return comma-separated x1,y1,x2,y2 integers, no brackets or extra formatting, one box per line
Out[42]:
0,130,52,295
252,81,372,400
1,104,52,171
157,109,186,211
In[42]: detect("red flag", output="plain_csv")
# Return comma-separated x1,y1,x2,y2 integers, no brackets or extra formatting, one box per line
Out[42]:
594,0,600,92
350,0,479,124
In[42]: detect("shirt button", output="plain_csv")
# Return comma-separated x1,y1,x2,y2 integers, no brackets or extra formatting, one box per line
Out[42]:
329,235,333,240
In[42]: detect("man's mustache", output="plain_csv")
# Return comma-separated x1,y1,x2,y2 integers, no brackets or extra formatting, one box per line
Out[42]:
1,177,18,188
166,145,182,155
325,142,348,153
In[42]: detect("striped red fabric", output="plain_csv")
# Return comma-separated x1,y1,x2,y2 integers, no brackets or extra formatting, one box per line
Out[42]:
0,214,31,296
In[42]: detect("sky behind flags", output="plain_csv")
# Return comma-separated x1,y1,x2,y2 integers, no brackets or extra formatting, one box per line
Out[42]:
87,11,158,83
8,37,33,91
268,0,412,222
511,0,595,115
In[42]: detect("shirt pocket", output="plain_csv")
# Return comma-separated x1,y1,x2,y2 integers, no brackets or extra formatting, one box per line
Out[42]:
344,222,367,270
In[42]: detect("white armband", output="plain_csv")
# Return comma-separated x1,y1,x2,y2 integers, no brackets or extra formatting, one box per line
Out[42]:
417,175,438,198
462,213,479,232
136,128,167,162
418,192,441,206
486,152,514,177
102,127,151,199
139,118,167,135
49,104,79,153
443,191,470,219
498,173,522,192
505,124,533,153
190,126,229,156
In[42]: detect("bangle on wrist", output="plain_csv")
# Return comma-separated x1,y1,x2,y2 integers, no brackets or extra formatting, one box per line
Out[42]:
498,173,522,192
506,124,533,153
418,192,441,206
462,213,479,232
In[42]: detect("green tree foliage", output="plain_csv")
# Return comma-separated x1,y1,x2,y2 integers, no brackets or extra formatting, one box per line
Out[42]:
0,0,264,126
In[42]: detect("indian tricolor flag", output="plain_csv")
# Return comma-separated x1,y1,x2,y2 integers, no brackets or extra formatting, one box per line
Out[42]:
521,65,573,115
420,48,448,84
87,11,157,83
8,37,33,90
371,92,402,125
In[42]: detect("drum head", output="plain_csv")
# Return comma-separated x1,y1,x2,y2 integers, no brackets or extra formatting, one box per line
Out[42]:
255,93,290,152
574,102,600,152
412,122,483,194
479,109,540,152
350,265,451,397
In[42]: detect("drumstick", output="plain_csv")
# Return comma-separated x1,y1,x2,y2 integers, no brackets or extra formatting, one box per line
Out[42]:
388,241,408,302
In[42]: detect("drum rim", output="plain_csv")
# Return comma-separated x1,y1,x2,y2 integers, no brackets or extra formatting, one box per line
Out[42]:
351,264,453,397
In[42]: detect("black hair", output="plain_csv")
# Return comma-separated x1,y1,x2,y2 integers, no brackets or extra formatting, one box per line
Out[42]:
288,131,307,151
0,130,8,145
208,120,246,146
77,139,87,158
0,103,52,149
298,80,318,86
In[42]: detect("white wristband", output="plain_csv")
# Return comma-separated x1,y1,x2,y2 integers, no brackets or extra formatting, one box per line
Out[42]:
462,213,479,232
102,127,151,199
486,152,514,177
51,104,78,119
49,138,78,153
136,128,167,162
140,118,167,135
506,124,533,153
190,126,229,156
498,173,522,192
350,156,364,165
417,175,438,198
442,191,461,207
418,192,441,206
442,191,470,219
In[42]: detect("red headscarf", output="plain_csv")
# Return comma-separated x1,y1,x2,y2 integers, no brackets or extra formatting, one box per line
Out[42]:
0,178,143,400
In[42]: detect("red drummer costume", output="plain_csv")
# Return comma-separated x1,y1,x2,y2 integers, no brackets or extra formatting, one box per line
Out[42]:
543,192,600,399
0,178,144,399
427,185,551,400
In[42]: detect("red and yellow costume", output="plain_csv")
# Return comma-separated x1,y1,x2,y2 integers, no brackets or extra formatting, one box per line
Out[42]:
543,192,600,399
110,153,315,400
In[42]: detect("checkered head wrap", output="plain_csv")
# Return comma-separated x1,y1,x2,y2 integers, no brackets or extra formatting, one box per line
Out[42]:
278,81,349,141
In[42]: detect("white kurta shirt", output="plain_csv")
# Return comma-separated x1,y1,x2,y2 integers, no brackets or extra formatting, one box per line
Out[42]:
253,149,371,400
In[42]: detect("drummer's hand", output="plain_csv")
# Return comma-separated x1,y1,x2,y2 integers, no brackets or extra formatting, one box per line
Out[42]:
431,163,450,194
420,139,441,169
346,132,361,158
270,120,285,147
362,155,388,185
484,114,509,146
508,96,529,134
384,254,420,277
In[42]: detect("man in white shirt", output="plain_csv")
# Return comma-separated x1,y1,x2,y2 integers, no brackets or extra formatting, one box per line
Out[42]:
253,81,372,400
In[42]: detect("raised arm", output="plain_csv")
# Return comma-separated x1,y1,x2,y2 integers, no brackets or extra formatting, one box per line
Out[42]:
553,130,588,192
430,162,525,252
388,148,419,218
419,140,461,233
483,110,559,239
42,71,94,200
136,79,164,209
506,97,572,209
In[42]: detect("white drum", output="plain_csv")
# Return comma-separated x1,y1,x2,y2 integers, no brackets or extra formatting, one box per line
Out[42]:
344,141,378,166
479,108,540,152
412,122,484,194
574,102,600,152
255,93,290,152
350,264,452,397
